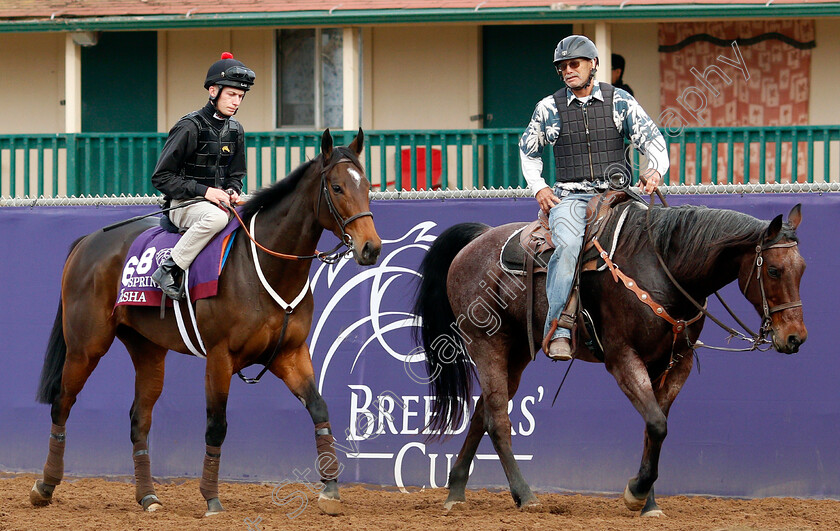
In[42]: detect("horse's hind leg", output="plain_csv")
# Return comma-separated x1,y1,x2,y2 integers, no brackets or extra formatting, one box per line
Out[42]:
31,305,116,506
270,343,343,516
474,340,538,508
121,330,167,511
446,347,531,509
444,395,484,510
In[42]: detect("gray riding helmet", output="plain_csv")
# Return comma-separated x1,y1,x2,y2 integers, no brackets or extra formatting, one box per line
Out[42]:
553,35,599,65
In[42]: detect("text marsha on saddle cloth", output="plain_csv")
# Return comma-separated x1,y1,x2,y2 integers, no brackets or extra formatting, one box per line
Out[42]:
115,219,238,308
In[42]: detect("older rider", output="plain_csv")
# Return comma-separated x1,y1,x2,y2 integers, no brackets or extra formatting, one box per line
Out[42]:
519,35,669,361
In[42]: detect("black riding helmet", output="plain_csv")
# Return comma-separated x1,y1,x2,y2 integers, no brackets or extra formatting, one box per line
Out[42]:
204,52,255,102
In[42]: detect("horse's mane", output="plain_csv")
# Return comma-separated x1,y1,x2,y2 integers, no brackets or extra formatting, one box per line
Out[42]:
620,204,797,279
240,159,314,222
239,146,362,223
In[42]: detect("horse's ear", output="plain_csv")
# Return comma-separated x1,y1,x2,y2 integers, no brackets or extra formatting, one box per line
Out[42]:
787,203,802,231
321,128,333,160
766,214,783,241
348,128,364,156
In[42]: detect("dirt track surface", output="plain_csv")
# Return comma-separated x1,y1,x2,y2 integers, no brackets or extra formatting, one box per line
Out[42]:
2,474,840,530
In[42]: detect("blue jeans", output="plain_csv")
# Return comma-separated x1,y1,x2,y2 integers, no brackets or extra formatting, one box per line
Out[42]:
544,192,594,340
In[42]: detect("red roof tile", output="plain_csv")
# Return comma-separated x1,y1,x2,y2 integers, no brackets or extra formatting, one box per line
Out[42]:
1,0,836,19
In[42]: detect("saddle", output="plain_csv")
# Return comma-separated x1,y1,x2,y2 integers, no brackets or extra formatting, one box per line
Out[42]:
500,190,634,276
499,191,641,360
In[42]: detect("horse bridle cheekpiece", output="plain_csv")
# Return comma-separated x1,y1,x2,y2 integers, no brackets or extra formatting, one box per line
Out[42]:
742,237,802,341
318,154,373,263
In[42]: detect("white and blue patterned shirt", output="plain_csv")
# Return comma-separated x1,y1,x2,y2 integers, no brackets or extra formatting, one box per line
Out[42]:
519,81,669,195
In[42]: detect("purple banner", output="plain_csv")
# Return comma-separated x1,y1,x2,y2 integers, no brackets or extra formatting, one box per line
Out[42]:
1,194,838,498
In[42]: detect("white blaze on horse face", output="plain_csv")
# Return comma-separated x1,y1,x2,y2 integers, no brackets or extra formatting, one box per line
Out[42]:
347,167,362,188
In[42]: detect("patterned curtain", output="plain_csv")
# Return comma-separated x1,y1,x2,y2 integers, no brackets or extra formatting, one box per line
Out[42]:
659,21,814,183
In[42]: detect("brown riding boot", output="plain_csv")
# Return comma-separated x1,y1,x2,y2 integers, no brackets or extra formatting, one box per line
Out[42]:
547,337,573,361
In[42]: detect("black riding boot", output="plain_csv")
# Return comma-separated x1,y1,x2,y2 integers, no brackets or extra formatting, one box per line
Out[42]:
151,257,185,300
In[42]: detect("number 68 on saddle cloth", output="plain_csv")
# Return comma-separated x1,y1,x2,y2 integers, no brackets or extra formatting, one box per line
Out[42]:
115,221,239,308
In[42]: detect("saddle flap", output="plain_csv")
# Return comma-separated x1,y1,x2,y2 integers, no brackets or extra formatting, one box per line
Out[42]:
519,212,555,257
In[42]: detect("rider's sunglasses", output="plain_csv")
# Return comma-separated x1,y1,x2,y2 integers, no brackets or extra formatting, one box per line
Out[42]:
556,59,585,72
223,65,255,84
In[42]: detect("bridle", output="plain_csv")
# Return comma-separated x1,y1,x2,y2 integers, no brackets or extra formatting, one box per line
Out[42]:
639,184,802,354
741,238,802,343
316,156,374,260
228,154,373,265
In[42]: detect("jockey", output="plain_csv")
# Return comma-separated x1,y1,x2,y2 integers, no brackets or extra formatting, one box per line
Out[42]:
150,52,255,300
518,35,669,361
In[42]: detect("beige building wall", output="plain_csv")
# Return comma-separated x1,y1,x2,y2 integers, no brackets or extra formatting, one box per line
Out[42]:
157,28,274,133
810,18,840,125
0,33,67,196
0,33,65,134
364,25,481,130
611,23,661,120
362,25,483,188
810,18,840,181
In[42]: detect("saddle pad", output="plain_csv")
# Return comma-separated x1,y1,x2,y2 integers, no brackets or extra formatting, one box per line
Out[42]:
500,201,635,276
115,218,238,308
500,228,554,275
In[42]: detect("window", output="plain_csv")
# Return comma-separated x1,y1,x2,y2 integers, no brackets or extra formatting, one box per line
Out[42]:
277,28,343,129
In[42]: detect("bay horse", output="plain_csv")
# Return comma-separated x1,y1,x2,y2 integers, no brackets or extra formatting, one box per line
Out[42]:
30,129,381,516
414,201,806,516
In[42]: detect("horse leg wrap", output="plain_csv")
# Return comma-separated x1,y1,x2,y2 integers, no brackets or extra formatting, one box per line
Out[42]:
132,441,156,504
314,422,340,481
43,424,66,486
199,445,221,501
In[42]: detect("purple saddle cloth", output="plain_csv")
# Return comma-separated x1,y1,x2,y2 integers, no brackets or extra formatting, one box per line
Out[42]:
115,219,238,308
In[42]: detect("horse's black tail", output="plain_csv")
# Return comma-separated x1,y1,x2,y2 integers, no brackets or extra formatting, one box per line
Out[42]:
413,222,490,440
37,300,66,405
36,237,83,405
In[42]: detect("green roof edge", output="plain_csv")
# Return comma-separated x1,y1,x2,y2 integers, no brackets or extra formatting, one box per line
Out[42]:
1,5,839,33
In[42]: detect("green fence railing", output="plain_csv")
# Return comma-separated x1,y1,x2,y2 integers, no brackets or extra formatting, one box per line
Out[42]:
1,126,839,198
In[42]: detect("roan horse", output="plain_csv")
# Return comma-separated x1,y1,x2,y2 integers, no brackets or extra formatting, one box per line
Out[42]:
414,201,806,516
31,129,381,515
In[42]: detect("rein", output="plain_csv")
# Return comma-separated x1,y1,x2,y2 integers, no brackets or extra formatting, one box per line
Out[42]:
637,176,801,355
226,156,373,265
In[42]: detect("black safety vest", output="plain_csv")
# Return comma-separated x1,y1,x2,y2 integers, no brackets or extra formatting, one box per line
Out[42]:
552,83,629,184
181,111,240,190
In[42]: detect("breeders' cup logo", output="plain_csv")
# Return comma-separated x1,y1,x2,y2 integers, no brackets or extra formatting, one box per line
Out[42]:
308,222,545,491
155,247,172,266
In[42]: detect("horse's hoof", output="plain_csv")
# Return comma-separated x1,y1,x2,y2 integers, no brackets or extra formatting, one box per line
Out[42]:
520,497,541,512
204,497,225,517
641,509,666,517
623,484,646,511
443,499,465,511
140,494,162,512
29,480,53,507
317,493,343,515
